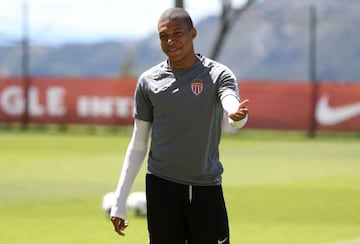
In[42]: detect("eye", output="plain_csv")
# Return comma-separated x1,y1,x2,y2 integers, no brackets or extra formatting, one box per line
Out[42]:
159,33,168,41
174,31,183,37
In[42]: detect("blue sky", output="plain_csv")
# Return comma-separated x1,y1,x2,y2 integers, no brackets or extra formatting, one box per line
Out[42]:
0,0,248,45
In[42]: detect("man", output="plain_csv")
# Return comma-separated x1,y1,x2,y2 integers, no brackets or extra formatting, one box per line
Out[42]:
110,7,249,244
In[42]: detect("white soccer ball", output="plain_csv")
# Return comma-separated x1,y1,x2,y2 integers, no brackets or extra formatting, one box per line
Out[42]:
101,191,147,217
126,191,147,217
101,191,116,214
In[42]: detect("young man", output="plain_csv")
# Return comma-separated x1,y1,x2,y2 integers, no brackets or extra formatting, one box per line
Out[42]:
110,7,249,244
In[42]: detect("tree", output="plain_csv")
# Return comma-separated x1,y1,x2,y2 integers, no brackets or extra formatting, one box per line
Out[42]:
211,0,257,60
119,48,136,77
175,0,184,8
173,0,256,60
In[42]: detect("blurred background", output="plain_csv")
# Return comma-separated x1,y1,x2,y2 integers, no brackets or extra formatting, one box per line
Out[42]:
1,1,360,243
0,0,359,134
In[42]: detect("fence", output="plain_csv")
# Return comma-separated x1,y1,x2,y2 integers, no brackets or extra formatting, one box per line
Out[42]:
1,77,359,132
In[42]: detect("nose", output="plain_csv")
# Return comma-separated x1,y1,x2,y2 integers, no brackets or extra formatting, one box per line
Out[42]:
166,35,176,44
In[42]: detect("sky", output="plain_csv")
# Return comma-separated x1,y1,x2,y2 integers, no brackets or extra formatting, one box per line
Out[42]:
0,0,247,45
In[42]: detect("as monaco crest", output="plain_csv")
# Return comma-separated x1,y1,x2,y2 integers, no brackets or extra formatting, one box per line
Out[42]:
191,79,203,95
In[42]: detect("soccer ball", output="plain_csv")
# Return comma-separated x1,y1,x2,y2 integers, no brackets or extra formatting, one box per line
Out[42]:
101,191,147,217
126,191,147,217
101,191,116,214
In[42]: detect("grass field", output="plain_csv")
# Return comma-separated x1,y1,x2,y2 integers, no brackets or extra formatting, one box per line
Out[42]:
0,128,359,244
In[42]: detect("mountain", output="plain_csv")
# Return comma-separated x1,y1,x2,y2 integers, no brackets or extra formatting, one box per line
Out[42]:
0,0,359,82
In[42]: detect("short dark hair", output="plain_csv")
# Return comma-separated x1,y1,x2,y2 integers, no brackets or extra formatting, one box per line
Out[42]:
159,7,194,29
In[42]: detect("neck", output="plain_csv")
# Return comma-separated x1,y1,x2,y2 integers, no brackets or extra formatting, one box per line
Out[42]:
168,53,197,70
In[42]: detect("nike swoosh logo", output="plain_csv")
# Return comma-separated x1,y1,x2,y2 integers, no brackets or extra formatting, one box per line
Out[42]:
315,94,360,126
172,88,180,93
218,237,228,244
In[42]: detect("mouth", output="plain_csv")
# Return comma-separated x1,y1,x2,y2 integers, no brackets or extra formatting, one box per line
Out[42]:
167,47,181,53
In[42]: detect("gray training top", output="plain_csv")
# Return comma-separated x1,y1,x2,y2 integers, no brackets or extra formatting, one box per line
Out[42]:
134,54,240,186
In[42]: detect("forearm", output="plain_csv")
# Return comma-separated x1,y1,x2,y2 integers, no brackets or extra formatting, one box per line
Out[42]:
110,119,151,219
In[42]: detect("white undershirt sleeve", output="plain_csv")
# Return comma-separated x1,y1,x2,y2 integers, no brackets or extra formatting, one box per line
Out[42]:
222,95,248,129
110,119,151,219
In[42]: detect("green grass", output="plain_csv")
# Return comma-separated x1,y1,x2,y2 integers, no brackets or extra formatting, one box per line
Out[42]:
0,129,359,244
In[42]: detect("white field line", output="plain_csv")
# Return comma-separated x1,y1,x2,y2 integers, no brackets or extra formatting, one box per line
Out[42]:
325,238,360,244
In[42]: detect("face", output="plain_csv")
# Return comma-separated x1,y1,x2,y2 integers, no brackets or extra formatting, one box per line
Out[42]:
158,18,197,69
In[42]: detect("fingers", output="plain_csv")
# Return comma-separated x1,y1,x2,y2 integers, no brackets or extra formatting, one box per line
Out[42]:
238,99,249,118
229,110,247,121
111,217,129,236
239,99,249,108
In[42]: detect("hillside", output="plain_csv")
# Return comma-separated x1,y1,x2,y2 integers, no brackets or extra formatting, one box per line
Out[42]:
0,0,359,82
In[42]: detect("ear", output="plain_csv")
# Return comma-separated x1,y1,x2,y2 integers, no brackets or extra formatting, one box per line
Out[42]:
191,28,197,39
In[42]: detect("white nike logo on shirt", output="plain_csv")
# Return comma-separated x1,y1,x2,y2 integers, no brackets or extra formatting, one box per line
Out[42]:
315,95,360,126
218,237,228,244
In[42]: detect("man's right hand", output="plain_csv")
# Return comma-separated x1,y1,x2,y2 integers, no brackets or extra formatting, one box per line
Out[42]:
111,216,129,236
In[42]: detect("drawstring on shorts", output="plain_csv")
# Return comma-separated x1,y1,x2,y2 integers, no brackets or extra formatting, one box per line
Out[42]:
189,185,193,203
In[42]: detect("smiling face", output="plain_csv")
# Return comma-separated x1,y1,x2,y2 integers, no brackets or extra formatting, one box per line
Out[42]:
157,9,197,69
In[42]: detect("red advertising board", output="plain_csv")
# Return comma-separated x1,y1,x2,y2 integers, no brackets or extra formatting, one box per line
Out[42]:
1,77,359,131
0,77,136,125
241,81,360,131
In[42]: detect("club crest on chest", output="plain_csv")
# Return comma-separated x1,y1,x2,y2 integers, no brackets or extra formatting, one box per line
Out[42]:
191,79,203,96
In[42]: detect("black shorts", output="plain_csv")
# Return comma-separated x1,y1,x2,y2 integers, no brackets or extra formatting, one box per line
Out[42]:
146,174,230,244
